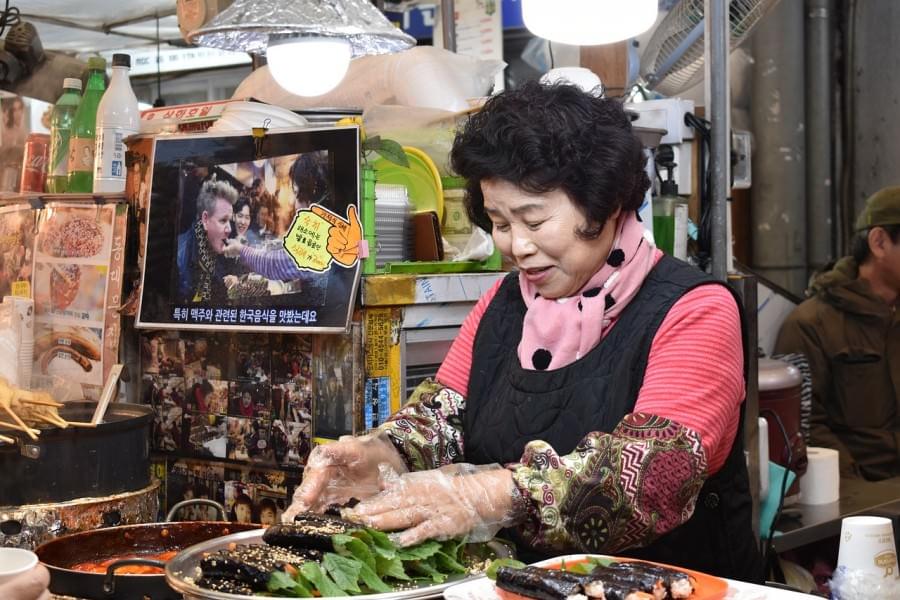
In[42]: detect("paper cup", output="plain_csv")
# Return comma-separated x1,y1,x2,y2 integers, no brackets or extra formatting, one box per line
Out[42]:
0,547,38,585
837,516,899,578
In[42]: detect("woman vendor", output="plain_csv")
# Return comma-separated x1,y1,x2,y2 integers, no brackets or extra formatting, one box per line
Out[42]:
285,82,763,582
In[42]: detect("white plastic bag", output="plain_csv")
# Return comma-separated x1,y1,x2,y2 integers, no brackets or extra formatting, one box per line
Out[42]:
233,46,505,113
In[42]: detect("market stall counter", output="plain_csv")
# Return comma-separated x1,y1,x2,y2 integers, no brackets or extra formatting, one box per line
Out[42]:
773,476,900,553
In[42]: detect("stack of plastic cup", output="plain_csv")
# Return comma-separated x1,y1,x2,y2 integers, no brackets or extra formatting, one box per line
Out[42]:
832,516,900,598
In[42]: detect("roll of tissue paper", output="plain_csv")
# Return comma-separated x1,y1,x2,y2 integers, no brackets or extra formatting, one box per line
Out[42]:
799,446,840,505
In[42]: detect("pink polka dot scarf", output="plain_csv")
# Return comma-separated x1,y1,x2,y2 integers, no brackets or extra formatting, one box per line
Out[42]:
517,211,657,371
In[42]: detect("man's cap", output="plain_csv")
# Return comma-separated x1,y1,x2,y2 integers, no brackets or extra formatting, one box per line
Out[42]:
855,186,900,231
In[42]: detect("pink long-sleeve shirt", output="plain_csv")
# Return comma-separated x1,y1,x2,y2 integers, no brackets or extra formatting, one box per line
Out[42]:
436,276,744,475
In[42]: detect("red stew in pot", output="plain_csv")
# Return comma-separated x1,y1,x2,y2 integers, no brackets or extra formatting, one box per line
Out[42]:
70,550,179,574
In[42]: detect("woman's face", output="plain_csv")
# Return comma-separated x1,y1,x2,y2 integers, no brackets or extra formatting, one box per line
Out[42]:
235,502,252,523
235,205,251,236
241,392,252,407
482,178,619,299
260,507,276,526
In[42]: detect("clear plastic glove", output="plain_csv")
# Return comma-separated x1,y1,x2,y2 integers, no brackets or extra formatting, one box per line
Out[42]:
0,564,51,600
283,432,407,522
343,463,519,547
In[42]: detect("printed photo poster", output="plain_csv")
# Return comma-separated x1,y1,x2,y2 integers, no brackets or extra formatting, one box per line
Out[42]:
0,205,35,298
224,467,291,525
137,127,362,333
312,326,361,441
31,202,127,392
166,459,226,521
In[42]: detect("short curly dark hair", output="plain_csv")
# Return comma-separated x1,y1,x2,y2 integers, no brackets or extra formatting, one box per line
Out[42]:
450,81,650,239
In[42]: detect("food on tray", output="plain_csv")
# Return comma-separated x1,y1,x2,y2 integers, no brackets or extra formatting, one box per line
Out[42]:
497,566,586,600
50,263,81,310
200,544,312,589
41,216,104,258
495,560,696,600
263,515,355,553
227,274,271,300
194,512,489,597
71,550,178,574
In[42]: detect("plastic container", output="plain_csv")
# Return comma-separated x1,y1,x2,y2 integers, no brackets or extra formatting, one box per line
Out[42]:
652,177,688,258
45,78,82,193
67,57,106,193
93,53,139,193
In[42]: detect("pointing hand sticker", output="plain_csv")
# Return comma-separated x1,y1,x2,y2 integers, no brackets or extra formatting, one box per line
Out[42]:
284,204,363,272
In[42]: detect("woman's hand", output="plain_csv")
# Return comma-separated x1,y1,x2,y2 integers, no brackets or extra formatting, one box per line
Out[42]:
283,433,407,522
344,464,519,547
0,564,51,600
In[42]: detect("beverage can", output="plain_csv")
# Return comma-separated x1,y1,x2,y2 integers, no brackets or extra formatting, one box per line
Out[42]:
19,133,50,193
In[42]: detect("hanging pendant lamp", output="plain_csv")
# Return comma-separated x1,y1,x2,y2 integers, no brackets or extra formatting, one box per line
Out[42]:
522,0,658,46
187,0,416,97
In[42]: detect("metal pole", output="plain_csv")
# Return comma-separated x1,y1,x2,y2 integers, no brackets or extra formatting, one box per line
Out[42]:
706,0,729,281
441,0,457,52
806,0,835,273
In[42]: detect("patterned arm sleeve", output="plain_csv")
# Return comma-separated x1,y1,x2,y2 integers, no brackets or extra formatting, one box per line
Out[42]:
510,413,708,555
239,246,306,282
377,379,467,472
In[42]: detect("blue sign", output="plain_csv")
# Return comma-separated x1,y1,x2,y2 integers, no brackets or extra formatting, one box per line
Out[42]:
385,0,524,40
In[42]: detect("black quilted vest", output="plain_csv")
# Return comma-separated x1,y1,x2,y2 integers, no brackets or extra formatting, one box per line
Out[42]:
464,255,763,582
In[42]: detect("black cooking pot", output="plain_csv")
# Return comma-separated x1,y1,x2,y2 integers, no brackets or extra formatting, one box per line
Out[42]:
0,401,152,505
36,500,262,600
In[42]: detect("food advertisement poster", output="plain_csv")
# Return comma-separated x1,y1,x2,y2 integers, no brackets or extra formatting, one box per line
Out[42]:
0,201,126,392
0,205,35,298
137,127,362,333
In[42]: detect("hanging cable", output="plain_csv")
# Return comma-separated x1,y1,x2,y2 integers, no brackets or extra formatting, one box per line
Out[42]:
153,14,165,107
684,111,712,270
0,0,21,38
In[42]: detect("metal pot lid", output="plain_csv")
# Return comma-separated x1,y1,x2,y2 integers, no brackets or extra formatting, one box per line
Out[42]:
758,357,803,391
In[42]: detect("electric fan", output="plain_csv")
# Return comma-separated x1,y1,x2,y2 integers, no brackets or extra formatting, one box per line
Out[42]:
640,0,782,96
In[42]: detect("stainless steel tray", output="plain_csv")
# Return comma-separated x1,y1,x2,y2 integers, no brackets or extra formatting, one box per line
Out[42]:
165,528,510,600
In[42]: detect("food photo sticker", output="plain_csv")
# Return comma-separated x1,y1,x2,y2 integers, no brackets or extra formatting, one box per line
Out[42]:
34,205,113,263
137,127,361,333
0,206,36,298
32,323,104,386
33,262,107,321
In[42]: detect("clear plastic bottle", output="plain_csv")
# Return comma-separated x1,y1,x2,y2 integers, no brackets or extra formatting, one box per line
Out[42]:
67,57,106,193
93,53,139,193
45,78,82,193
652,171,688,258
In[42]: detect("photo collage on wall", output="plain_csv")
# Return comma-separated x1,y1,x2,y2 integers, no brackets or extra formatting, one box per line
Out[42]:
153,456,299,525
141,330,335,468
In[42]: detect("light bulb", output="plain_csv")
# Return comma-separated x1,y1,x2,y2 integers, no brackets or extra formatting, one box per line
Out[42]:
267,36,352,97
522,0,658,46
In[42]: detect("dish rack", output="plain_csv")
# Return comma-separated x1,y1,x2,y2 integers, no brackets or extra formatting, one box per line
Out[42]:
361,169,501,275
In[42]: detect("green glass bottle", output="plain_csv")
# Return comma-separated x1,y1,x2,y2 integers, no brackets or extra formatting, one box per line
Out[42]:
67,57,106,193
45,78,82,193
